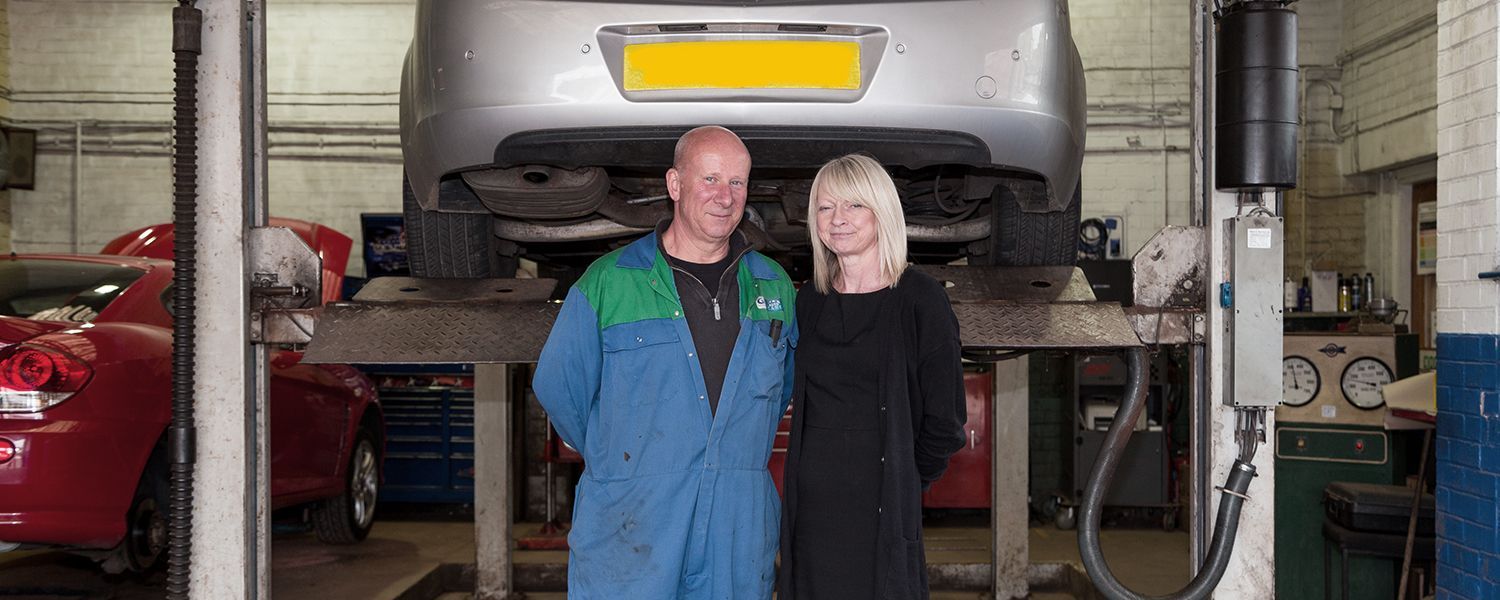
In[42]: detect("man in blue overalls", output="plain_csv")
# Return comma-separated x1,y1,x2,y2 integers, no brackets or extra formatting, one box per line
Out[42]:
534,126,798,599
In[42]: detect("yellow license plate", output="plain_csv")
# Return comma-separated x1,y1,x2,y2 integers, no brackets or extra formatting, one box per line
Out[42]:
623,40,861,91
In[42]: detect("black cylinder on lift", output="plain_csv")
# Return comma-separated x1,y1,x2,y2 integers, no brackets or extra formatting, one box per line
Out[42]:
1215,1,1299,191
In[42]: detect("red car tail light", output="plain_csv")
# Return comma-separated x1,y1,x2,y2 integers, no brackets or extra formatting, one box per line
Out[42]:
0,344,93,413
0,439,14,463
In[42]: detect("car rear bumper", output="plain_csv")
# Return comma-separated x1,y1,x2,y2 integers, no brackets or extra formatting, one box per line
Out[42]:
0,419,158,548
401,0,1085,210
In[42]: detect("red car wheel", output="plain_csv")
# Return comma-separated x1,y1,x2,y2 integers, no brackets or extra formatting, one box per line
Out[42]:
313,429,379,544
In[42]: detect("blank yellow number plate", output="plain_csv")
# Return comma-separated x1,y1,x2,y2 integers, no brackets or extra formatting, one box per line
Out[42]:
623,40,861,91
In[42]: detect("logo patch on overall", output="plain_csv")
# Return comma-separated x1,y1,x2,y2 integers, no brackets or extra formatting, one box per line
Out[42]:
755,296,767,309
767,298,783,311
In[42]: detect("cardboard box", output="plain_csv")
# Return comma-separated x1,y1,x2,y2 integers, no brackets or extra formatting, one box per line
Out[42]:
1311,270,1338,312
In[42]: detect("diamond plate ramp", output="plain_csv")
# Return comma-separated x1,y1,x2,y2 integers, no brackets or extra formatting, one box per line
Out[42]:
914,265,1097,303
954,303,1141,349
914,266,1142,350
303,277,560,364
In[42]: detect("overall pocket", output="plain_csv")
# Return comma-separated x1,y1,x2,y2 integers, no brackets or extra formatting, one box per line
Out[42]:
600,322,682,407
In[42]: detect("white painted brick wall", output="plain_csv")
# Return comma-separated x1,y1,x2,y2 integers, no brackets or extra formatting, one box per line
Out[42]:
1435,0,1500,335
1339,0,1439,173
1072,0,1193,252
5,0,413,275
1286,0,1444,300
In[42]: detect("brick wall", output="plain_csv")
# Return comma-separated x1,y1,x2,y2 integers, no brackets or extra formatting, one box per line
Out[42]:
1028,353,1071,506
1435,0,1500,595
4,0,410,274
1435,335,1499,598
1071,0,1193,253
1342,0,1440,173
1284,0,1438,298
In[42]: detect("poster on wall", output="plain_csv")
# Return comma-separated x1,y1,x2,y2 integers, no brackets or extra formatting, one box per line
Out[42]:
1416,201,1436,275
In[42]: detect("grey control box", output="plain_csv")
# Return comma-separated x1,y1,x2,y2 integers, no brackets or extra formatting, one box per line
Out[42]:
1226,213,1284,407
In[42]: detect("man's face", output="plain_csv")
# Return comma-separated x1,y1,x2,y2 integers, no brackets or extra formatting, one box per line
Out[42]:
666,139,751,249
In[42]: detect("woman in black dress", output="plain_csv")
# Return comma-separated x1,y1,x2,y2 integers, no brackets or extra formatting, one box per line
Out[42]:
777,154,968,599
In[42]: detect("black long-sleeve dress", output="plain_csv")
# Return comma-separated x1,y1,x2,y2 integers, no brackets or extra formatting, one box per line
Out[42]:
778,269,967,600
791,287,887,598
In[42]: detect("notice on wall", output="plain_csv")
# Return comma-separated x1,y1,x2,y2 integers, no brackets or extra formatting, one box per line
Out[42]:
1417,201,1437,275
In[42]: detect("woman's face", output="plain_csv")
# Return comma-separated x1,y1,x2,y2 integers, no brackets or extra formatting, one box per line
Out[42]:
815,188,880,261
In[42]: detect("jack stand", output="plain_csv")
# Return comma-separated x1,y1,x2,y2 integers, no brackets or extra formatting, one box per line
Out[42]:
517,420,570,551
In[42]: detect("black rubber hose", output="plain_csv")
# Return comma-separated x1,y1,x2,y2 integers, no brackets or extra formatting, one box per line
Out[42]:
1077,347,1258,600
166,4,201,598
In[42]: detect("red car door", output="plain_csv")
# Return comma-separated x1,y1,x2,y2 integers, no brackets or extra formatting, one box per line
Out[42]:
269,349,349,504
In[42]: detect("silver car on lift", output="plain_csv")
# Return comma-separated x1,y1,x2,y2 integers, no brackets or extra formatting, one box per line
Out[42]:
399,0,1085,277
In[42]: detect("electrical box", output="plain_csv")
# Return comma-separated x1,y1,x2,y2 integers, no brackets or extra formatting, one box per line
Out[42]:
1226,213,1283,407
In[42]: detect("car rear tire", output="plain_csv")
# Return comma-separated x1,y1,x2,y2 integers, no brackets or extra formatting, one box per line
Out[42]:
100,457,167,574
402,176,516,278
313,429,379,544
989,183,1082,266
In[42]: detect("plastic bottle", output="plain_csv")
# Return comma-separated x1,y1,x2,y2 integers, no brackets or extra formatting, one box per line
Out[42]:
1284,277,1297,311
1364,272,1376,301
1298,277,1311,312
1337,275,1351,313
1351,275,1363,311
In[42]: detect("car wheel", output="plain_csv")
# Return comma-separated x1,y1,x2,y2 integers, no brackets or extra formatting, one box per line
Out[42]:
988,183,1082,266
100,461,167,574
313,429,379,544
402,175,517,278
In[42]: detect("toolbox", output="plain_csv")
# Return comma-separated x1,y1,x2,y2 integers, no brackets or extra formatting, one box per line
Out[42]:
1323,481,1434,536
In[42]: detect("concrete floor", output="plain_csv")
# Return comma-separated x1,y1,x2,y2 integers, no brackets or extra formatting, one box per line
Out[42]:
0,518,1188,599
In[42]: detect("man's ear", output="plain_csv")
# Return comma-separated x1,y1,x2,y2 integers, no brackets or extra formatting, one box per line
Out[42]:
665,167,681,201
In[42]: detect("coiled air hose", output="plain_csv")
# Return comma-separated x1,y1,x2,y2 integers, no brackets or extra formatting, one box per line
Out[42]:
167,3,202,598
1078,347,1258,600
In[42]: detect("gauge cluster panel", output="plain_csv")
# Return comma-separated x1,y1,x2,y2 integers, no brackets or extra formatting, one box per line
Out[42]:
1278,333,1418,426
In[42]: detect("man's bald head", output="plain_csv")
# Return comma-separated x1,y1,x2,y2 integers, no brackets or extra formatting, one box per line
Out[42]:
673,126,750,171
662,126,752,262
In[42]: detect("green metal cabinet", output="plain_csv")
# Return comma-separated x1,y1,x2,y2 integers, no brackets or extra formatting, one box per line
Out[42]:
1275,422,1409,599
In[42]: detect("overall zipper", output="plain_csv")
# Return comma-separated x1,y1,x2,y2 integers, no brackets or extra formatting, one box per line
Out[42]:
668,246,747,322
670,265,726,321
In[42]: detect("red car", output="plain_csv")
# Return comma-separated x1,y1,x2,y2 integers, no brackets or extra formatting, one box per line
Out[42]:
0,220,383,573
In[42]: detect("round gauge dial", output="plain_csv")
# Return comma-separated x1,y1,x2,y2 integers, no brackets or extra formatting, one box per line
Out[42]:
1282,356,1320,407
1340,357,1393,410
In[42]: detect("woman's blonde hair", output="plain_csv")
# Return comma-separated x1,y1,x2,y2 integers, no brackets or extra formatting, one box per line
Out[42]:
807,154,908,294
